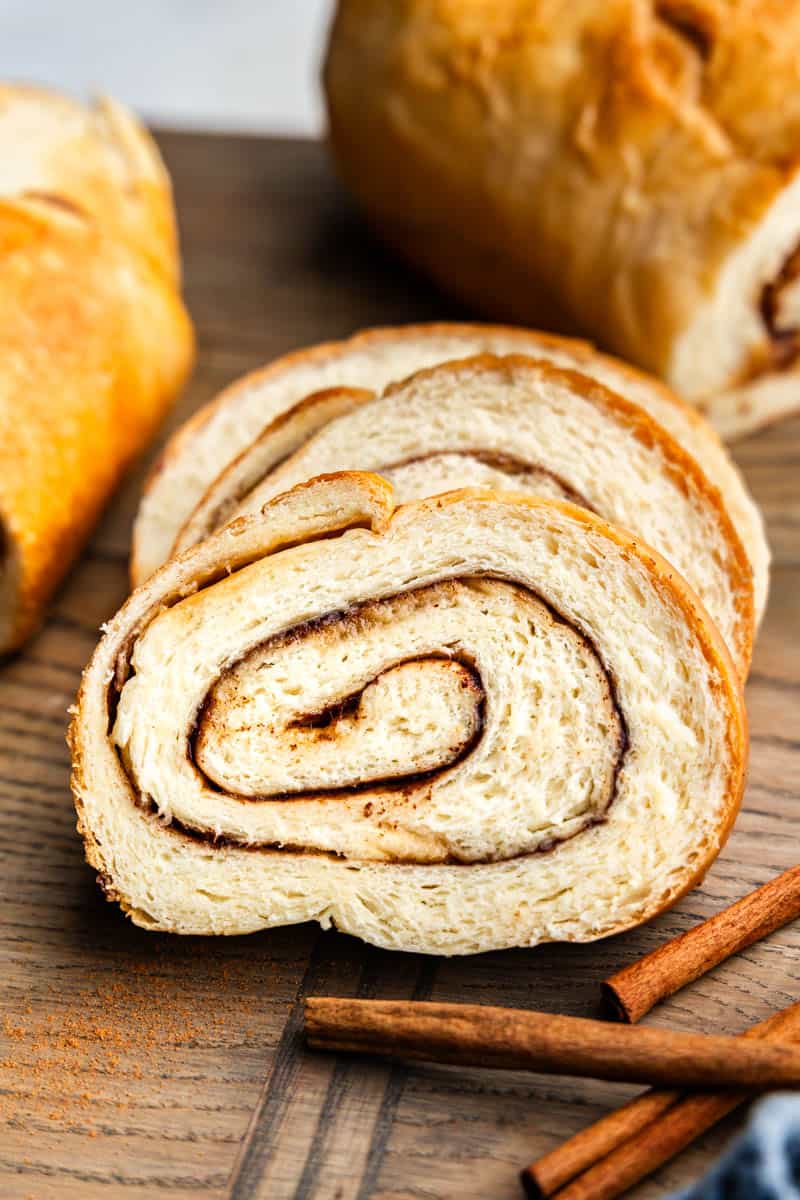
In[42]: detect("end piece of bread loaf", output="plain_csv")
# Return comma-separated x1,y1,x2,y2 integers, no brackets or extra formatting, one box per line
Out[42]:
0,86,193,652
71,472,747,953
324,1,800,439
131,323,768,628
0,84,179,280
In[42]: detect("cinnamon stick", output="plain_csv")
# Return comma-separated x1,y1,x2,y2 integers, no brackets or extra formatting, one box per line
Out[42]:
603,865,800,1023
548,1090,745,1200
521,999,800,1199
305,998,800,1091
520,1090,680,1198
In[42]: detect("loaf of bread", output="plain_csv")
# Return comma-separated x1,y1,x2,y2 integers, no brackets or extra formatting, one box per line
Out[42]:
71,472,746,952
166,355,755,677
131,323,768,628
0,86,193,652
0,85,180,279
324,1,800,439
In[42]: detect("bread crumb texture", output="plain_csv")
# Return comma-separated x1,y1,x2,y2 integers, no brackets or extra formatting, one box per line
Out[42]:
73,473,746,954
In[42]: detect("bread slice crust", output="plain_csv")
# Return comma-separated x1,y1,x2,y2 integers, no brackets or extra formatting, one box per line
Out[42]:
131,323,768,631
72,472,747,954
170,354,755,679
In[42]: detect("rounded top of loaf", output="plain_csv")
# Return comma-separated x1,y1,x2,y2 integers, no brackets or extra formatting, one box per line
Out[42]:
0,83,178,279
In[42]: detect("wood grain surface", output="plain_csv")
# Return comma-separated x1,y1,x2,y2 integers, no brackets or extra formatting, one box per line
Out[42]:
1,132,799,1200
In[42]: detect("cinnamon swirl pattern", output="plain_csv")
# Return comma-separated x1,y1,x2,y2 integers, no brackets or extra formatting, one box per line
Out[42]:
131,323,769,627
71,473,746,953
164,356,755,678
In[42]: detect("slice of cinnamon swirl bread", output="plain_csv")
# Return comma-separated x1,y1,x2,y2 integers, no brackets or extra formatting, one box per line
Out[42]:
131,324,768,627
169,356,755,679
72,472,746,953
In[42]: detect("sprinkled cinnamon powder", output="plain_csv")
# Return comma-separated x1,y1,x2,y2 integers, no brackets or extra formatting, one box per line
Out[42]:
1,950,288,1142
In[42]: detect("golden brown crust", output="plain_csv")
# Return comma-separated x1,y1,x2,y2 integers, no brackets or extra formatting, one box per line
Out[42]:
0,90,193,653
323,1,800,434
0,85,179,280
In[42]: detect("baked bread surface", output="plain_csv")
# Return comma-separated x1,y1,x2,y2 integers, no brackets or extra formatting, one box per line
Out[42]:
0,85,179,278
0,88,193,652
169,355,755,678
131,323,768,626
72,472,747,953
324,1,800,437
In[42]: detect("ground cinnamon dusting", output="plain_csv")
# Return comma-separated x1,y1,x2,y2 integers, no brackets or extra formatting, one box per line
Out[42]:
1,950,287,1142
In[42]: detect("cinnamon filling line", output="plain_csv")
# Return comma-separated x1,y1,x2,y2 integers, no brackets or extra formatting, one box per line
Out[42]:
382,449,594,510
759,241,800,372
111,578,629,865
176,448,598,561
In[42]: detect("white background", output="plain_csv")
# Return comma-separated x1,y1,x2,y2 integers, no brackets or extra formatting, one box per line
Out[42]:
0,1,331,134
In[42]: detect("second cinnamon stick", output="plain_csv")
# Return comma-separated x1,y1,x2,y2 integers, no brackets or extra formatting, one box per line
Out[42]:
603,865,800,1023
305,998,800,1091
521,998,800,1197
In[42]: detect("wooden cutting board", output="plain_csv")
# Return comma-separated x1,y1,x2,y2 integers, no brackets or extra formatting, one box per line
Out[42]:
1,132,799,1200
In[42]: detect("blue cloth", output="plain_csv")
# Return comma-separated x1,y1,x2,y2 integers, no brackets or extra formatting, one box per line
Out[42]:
673,1095,800,1199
